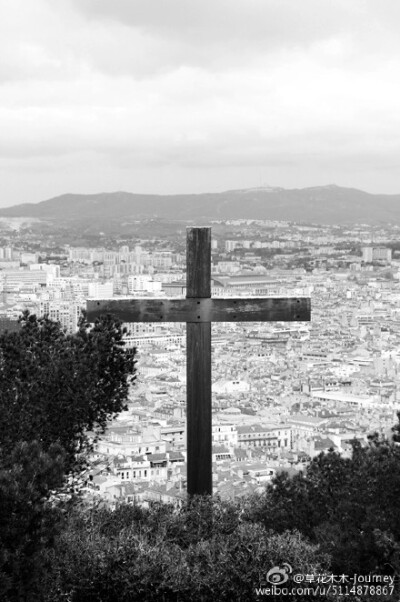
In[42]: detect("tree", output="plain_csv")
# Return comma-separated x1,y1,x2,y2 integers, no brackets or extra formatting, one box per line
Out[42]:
391,410,400,443
252,433,400,577
0,442,66,601
0,311,136,470
0,311,136,600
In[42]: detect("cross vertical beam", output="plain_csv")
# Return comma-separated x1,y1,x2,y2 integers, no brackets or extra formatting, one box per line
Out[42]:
186,227,212,495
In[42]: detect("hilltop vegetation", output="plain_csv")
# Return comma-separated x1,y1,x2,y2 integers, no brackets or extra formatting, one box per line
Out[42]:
3,185,400,226
0,313,136,601
41,499,328,602
3,430,400,600
24,429,396,602
1,315,400,600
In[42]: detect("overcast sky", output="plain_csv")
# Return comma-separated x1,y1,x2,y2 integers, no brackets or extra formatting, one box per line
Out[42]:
2,0,400,207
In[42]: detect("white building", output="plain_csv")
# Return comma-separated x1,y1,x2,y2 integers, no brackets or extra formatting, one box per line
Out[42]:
225,240,238,252
213,380,251,394
40,300,82,333
362,247,392,263
127,275,162,293
237,425,291,450
3,269,50,291
87,281,114,298
212,422,238,447
30,263,60,278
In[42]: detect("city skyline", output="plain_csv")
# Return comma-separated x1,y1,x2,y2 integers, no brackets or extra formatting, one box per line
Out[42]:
2,1,400,207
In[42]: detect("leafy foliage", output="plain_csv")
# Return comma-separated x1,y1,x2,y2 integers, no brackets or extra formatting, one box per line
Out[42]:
249,434,400,577
41,498,329,602
0,311,136,468
0,311,136,601
0,441,66,601
3,311,400,600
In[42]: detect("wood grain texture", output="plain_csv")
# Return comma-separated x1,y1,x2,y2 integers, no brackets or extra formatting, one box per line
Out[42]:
186,228,212,495
86,297,311,323
187,321,212,495
186,227,211,298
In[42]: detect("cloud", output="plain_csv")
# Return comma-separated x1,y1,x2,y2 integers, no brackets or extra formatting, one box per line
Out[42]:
1,0,400,204
69,0,356,46
66,0,369,76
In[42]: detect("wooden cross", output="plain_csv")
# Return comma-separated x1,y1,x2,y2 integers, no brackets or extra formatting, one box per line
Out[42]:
87,227,310,496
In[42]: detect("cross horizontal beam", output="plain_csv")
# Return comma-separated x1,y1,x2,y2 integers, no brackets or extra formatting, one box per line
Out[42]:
87,297,310,324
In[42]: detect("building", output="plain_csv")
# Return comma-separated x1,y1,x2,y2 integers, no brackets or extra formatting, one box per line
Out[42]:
225,240,238,252
362,247,392,264
161,425,185,446
3,269,49,291
40,300,82,333
123,332,184,349
237,424,291,450
212,422,238,446
87,281,114,298
96,425,167,457
213,380,251,395
30,263,60,278
127,275,162,294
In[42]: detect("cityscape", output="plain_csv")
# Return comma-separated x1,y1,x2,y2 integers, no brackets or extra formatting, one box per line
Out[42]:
1,214,399,506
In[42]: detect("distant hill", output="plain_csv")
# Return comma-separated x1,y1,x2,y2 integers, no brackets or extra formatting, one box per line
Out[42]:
1,185,400,224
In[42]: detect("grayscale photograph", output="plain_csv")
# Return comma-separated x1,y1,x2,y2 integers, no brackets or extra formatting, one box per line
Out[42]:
1,2,400,600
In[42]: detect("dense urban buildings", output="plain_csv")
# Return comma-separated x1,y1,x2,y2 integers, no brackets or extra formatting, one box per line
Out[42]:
1,217,399,505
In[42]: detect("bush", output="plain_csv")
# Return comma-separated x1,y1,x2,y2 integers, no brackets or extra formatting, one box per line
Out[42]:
252,435,400,576
42,498,330,602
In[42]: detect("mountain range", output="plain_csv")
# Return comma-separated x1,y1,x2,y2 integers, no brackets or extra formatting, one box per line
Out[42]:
1,185,400,225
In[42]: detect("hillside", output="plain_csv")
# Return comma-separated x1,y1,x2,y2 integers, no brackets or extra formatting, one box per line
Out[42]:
1,185,400,224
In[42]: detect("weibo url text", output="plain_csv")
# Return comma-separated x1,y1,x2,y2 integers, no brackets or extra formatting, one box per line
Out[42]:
255,584,395,597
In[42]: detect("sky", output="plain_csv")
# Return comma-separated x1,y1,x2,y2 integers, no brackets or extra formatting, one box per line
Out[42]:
2,0,400,207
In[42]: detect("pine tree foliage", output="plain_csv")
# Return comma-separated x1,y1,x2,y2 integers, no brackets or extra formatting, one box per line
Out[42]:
249,432,400,576
0,311,136,469
0,311,136,600
0,442,66,601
